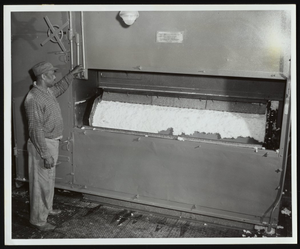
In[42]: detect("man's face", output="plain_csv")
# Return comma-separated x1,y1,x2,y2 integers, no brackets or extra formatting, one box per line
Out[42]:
43,70,56,87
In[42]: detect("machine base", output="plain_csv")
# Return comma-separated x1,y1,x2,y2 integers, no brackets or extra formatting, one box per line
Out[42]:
83,193,254,231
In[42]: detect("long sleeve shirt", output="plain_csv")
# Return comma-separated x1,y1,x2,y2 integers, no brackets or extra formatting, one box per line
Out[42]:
24,73,74,159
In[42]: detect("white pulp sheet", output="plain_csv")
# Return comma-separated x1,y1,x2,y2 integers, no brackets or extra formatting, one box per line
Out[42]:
91,100,266,142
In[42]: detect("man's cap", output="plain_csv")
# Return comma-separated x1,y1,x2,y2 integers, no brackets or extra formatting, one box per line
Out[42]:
32,61,58,76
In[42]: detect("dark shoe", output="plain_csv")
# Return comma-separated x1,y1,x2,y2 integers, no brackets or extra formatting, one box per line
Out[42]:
49,209,62,215
31,222,56,231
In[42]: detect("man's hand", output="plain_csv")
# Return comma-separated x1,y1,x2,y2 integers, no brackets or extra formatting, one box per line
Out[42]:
71,65,84,76
44,156,55,169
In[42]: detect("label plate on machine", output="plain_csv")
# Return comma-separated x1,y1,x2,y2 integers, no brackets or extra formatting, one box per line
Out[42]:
156,31,184,43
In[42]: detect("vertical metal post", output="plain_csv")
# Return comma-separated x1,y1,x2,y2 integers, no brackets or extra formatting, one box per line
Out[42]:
69,12,74,70
76,33,80,66
81,11,87,79
266,61,291,232
12,98,19,184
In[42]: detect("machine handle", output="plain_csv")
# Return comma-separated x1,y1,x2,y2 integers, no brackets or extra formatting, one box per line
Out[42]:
63,139,71,151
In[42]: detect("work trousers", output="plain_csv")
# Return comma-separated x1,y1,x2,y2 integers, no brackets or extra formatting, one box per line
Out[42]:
27,138,59,226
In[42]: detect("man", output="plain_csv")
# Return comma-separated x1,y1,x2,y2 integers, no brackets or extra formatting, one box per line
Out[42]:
24,61,83,231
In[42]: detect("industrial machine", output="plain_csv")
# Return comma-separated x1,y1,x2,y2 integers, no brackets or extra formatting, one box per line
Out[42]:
11,9,291,231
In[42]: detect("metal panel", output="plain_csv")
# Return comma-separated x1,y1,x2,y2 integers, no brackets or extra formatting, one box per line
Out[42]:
206,100,266,114
73,70,102,127
72,127,282,225
98,71,286,102
12,12,73,181
84,11,291,79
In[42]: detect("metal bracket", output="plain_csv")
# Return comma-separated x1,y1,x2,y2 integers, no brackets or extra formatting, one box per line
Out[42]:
191,204,196,210
13,146,18,157
62,139,72,151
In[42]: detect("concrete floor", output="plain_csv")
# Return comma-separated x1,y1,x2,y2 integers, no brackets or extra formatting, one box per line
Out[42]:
11,174,292,242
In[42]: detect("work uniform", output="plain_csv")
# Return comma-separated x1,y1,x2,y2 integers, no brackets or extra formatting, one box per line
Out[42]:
24,73,73,226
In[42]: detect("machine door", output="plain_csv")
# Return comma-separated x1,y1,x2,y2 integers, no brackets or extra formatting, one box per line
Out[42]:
72,128,282,225
11,11,73,184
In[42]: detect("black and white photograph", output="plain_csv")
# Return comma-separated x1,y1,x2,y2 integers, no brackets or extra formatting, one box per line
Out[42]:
3,4,297,245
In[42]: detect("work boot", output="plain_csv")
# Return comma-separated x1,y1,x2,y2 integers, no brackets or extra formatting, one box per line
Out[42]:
31,222,56,231
49,209,62,215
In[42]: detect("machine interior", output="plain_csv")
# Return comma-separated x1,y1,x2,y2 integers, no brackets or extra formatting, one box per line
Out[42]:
74,70,285,149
